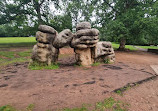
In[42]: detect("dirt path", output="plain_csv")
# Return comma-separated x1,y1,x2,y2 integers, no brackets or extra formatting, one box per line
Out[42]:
0,48,158,111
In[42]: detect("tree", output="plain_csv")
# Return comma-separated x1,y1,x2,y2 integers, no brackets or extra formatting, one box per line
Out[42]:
49,14,72,32
96,0,158,49
0,0,59,37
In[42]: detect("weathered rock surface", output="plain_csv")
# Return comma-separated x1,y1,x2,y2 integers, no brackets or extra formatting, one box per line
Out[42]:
31,44,53,65
76,29,99,37
38,25,57,34
53,29,74,48
71,22,100,66
76,22,91,31
71,31,99,49
36,31,56,44
31,23,115,67
94,41,115,63
31,25,59,65
52,47,59,63
75,48,92,66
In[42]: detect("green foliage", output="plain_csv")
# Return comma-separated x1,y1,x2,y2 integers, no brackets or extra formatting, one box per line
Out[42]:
50,14,72,32
28,62,59,70
97,0,158,47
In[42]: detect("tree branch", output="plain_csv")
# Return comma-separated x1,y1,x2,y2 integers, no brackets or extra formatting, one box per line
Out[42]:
39,0,45,6
103,0,119,13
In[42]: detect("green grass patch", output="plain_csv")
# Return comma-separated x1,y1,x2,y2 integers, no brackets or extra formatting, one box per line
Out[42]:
0,104,34,111
112,43,120,49
62,97,128,111
0,37,36,48
0,50,31,68
112,43,137,50
63,107,88,111
17,50,32,57
28,62,59,70
0,97,129,111
137,45,158,49
125,45,137,50
92,62,101,66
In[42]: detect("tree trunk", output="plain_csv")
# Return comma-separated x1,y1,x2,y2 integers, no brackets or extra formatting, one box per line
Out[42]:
37,5,43,25
118,38,126,50
33,0,43,25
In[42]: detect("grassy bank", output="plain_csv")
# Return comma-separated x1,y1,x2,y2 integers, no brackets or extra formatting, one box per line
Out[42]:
0,37,36,48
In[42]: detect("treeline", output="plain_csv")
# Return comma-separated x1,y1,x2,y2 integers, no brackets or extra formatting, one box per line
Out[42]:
0,0,158,49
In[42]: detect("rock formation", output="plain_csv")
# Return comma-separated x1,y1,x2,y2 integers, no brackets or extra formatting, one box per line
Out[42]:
30,22,115,67
53,29,74,48
94,41,115,63
71,22,99,66
31,25,59,65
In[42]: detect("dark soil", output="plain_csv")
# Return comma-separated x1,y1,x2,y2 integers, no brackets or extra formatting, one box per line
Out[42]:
0,48,158,111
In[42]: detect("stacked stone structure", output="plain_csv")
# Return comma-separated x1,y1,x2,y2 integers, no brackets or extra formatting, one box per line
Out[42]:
71,22,99,66
31,25,58,65
31,22,115,67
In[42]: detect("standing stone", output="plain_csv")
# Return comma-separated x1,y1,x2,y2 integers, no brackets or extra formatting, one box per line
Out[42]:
31,25,59,65
71,22,99,66
75,48,92,66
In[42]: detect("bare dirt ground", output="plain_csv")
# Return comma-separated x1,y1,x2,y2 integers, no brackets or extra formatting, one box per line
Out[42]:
0,48,158,111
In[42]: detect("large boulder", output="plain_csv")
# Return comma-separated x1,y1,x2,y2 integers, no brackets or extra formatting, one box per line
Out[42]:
38,25,57,34
53,29,74,48
94,41,115,63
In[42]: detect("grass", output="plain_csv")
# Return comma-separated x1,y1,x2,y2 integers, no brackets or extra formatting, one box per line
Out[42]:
0,50,31,68
112,43,137,50
28,62,59,70
62,97,128,111
112,42,158,50
0,97,128,111
0,104,34,111
0,37,36,48
92,62,101,66
137,45,158,49
0,37,156,50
